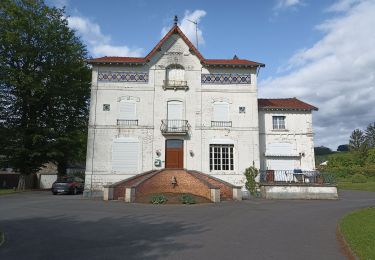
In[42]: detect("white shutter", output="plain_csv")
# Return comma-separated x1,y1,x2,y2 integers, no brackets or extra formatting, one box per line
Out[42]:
168,68,185,81
112,138,139,172
119,101,136,120
267,158,295,171
167,101,183,120
266,143,293,156
213,102,229,121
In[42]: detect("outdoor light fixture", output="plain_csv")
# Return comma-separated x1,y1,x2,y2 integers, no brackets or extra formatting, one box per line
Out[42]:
189,150,194,157
156,150,161,157
171,176,177,187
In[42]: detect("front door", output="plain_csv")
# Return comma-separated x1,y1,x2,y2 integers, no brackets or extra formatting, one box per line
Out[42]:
165,139,183,168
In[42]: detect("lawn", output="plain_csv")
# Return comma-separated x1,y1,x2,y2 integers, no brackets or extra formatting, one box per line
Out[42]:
0,189,18,195
337,178,375,192
340,207,375,260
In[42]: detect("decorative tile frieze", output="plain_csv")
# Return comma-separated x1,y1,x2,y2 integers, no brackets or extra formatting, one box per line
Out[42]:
98,71,148,82
201,73,251,84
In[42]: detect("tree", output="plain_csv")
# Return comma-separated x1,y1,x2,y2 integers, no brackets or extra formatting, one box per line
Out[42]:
349,129,367,152
314,146,333,156
365,122,375,148
244,166,258,196
337,144,349,152
0,0,90,188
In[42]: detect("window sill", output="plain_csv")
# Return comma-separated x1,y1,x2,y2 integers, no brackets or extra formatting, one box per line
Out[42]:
271,129,289,132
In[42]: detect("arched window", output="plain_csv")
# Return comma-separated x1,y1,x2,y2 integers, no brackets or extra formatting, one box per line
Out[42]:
166,64,185,82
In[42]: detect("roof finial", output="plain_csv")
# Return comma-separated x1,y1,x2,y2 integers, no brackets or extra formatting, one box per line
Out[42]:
174,15,178,26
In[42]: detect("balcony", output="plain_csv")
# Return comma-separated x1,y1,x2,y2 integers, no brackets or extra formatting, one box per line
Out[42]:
163,80,189,90
211,121,232,127
117,119,138,127
161,120,190,135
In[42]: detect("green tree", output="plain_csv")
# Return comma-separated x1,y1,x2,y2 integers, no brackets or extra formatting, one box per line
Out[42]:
0,0,90,188
365,122,375,148
314,146,333,155
349,129,367,152
244,166,258,196
337,144,349,152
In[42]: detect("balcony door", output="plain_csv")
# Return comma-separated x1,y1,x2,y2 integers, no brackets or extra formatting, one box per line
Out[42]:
165,139,184,168
167,101,183,130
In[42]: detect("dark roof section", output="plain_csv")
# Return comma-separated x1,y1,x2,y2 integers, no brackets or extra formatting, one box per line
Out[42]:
87,25,265,67
258,98,318,111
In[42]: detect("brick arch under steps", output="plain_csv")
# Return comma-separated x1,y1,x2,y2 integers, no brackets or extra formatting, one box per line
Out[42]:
103,169,242,203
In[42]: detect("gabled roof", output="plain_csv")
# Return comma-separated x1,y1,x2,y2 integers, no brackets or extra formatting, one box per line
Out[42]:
258,98,318,111
87,25,265,67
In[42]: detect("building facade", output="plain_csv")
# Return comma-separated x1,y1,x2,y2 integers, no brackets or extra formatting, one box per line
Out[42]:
85,24,317,193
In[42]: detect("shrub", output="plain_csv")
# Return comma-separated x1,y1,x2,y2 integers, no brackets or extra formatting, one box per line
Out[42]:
244,166,258,196
150,194,168,204
179,194,196,204
351,174,368,183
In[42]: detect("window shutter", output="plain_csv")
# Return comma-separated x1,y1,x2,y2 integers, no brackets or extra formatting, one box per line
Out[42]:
119,101,136,120
167,101,183,120
213,102,229,121
112,138,139,172
168,68,185,81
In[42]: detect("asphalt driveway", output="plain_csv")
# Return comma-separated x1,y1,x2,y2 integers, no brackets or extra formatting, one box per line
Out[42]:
0,190,374,260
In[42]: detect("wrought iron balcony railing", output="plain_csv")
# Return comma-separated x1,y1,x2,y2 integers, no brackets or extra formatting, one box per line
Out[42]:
211,121,232,127
161,119,190,135
259,170,335,185
117,119,138,126
163,80,189,90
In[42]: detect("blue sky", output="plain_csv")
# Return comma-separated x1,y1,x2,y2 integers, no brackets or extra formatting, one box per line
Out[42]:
48,0,375,150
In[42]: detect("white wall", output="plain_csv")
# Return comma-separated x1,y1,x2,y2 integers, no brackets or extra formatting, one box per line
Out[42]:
85,34,260,190
258,110,316,171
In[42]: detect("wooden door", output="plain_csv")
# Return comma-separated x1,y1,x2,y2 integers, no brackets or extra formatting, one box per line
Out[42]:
165,139,183,168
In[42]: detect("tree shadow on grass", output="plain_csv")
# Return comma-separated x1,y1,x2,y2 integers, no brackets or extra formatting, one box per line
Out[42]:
0,214,207,260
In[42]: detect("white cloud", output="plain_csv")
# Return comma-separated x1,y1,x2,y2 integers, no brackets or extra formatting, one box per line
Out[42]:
260,0,375,150
161,10,207,47
67,16,143,57
274,0,302,10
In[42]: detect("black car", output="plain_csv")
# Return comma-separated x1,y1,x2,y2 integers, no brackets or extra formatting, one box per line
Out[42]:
51,176,84,195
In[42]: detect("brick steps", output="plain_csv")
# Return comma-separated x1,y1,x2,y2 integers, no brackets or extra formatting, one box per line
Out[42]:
104,169,242,202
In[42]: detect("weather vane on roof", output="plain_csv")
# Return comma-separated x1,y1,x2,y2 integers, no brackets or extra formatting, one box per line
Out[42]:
174,15,178,25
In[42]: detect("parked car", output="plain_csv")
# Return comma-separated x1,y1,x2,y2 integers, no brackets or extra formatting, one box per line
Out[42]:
51,176,84,195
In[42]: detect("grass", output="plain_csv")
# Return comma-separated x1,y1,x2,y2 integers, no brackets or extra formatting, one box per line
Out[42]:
337,177,375,192
340,207,375,260
0,189,19,195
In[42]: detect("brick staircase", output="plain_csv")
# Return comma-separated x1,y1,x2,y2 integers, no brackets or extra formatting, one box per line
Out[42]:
104,169,242,202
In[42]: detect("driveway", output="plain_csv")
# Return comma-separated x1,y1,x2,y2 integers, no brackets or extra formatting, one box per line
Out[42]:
0,190,374,260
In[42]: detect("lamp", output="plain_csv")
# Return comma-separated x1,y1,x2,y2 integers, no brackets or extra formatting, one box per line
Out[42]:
156,150,161,157
189,150,194,157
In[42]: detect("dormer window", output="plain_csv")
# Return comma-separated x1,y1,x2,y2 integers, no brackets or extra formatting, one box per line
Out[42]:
163,64,188,90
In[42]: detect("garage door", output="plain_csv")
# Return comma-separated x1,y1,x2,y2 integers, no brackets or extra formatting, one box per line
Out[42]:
112,138,139,172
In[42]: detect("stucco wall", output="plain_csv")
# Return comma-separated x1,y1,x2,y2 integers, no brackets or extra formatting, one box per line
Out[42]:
84,35,261,191
258,110,316,171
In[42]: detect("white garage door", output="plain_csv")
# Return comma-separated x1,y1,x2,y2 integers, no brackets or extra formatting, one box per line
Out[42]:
112,138,139,172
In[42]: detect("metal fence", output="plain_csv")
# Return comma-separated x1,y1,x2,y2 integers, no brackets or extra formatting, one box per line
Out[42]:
259,170,335,185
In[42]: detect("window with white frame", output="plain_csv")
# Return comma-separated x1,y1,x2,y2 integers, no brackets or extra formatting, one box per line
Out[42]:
272,116,285,130
118,100,137,126
212,102,231,127
209,144,234,171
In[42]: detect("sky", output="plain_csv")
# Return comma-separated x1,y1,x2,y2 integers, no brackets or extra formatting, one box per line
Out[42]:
48,0,375,150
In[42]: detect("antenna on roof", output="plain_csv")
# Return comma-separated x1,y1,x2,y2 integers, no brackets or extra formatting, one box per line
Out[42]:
174,15,178,25
187,19,199,50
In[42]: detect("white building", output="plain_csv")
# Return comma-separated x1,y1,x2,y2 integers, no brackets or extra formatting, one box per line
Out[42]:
85,22,318,194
